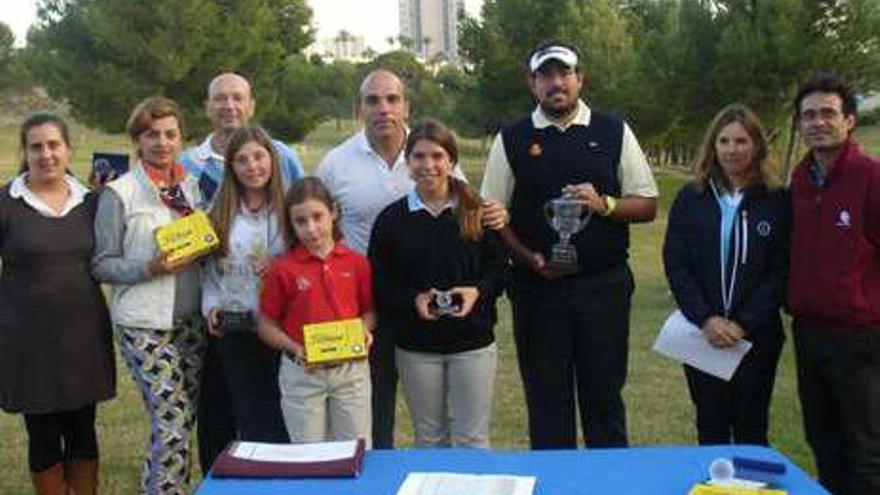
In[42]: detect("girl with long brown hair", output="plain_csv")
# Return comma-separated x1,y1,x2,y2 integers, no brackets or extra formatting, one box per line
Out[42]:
368,119,507,448
198,125,291,471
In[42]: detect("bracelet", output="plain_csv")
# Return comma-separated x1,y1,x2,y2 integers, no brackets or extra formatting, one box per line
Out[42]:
601,195,618,217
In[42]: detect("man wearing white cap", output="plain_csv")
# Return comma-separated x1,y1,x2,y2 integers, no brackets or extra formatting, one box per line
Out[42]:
481,41,658,449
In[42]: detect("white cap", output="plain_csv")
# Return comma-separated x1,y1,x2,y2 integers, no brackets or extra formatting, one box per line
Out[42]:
529,45,578,73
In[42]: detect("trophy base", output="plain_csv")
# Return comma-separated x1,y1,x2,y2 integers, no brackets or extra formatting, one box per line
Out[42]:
217,311,255,335
547,244,580,276
544,261,580,276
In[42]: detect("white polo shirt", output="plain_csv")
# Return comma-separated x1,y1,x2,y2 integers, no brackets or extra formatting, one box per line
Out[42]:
316,130,413,255
480,100,658,205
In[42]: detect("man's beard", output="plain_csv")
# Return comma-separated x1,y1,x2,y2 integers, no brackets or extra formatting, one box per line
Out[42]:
541,100,578,120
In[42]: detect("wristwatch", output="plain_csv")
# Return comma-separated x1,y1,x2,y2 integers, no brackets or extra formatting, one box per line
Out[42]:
602,195,618,217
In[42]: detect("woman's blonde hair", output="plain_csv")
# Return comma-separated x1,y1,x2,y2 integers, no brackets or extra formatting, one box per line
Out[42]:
209,126,291,257
694,103,779,191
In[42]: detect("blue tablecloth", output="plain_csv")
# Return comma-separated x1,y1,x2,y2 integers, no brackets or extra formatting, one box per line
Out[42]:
196,444,829,494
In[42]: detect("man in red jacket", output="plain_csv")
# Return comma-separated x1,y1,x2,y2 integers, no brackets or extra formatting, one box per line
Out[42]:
789,70,880,495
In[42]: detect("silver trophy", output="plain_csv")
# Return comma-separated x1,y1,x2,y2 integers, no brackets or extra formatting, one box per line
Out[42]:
429,289,463,317
217,259,255,334
544,197,592,273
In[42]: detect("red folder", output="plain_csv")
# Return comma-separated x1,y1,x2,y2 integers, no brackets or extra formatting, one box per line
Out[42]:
210,439,366,478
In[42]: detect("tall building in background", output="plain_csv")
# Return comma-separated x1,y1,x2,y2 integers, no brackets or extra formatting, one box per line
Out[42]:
399,0,464,62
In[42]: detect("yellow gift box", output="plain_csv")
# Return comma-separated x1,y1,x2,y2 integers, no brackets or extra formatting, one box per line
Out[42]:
303,318,368,365
155,210,220,263
688,483,787,495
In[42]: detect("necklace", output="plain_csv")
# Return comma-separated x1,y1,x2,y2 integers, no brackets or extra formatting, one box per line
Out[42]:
242,193,267,214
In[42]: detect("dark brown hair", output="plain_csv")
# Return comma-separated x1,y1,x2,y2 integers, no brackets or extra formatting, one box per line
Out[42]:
794,69,858,118
19,113,72,173
405,119,483,242
282,177,343,250
694,103,779,191
209,126,291,257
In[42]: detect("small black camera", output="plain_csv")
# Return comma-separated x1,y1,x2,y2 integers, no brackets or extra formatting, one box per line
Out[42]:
216,311,255,335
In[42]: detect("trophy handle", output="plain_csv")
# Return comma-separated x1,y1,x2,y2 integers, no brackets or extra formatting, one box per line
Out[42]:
543,201,555,223
578,208,593,232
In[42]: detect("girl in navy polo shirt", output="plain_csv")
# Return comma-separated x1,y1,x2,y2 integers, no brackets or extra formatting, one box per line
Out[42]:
258,177,375,446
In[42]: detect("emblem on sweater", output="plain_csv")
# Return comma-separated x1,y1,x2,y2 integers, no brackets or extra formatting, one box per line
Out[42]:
295,277,312,291
836,209,852,228
757,221,772,237
529,142,543,157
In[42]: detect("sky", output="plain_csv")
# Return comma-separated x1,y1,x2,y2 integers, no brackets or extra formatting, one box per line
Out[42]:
0,0,484,50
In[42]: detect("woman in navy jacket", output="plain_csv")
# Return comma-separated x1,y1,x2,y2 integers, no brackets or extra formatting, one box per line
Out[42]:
663,104,790,445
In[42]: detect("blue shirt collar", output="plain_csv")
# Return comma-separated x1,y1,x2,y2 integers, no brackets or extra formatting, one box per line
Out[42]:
406,190,456,216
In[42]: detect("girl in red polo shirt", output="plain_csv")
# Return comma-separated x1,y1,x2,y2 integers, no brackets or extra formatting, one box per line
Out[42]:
258,177,375,447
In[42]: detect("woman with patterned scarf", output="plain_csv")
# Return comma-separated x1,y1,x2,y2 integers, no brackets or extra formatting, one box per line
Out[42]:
92,97,207,495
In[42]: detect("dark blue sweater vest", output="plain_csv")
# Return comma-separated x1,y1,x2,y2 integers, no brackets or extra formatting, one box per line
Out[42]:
502,111,628,276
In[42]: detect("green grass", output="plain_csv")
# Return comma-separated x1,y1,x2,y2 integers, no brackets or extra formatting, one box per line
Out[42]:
1,120,878,493
856,125,880,152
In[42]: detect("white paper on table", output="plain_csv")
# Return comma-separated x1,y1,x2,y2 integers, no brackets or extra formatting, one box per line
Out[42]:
231,440,358,463
396,472,536,495
652,310,752,381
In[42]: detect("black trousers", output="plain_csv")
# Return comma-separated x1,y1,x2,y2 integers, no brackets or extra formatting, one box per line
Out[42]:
794,319,880,495
510,264,633,449
197,332,288,474
684,332,783,446
23,404,98,472
370,323,398,449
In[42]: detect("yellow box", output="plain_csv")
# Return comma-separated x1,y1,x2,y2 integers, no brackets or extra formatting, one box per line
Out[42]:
688,483,787,495
303,318,368,365
155,210,220,263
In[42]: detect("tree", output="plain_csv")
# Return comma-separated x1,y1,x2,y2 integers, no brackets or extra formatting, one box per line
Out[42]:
459,0,638,135
260,54,326,142
0,22,14,71
314,60,358,130
27,0,315,140
623,0,880,168
422,36,432,57
397,35,415,52
802,0,880,92
0,22,17,87
335,29,353,58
